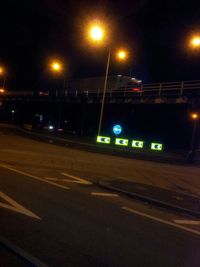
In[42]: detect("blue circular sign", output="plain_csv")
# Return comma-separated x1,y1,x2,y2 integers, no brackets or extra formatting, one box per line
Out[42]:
113,124,122,135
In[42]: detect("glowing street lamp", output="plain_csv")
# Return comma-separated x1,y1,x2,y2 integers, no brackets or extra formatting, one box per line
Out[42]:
0,66,4,75
50,61,62,73
89,25,104,42
116,49,128,61
190,36,200,48
86,21,129,135
191,112,199,120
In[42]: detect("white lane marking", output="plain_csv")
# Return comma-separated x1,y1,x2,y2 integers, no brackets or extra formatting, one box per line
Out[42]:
174,220,200,225
61,172,92,185
91,192,119,197
121,206,200,237
0,191,41,220
0,164,70,190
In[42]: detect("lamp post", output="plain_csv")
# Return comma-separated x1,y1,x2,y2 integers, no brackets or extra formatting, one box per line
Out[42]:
87,22,128,135
187,112,199,162
0,66,6,89
49,60,66,129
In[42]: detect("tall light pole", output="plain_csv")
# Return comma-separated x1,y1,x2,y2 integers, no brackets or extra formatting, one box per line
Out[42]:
188,112,199,162
87,22,128,135
49,60,66,129
98,47,111,135
0,66,6,89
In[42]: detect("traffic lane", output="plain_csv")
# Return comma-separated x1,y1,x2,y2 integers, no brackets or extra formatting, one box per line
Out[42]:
1,168,200,266
1,126,200,197
2,162,200,234
3,163,200,234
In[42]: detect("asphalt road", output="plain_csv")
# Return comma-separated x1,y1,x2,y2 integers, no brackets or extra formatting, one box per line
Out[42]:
1,125,200,266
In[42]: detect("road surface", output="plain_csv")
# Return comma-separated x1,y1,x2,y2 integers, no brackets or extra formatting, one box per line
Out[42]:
0,125,200,266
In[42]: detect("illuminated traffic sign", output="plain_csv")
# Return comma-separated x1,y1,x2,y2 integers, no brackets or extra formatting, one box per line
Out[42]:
115,138,129,146
96,136,111,144
113,125,122,135
151,143,163,151
132,140,144,148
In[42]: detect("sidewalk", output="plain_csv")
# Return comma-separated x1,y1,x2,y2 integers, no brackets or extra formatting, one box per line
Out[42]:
98,180,200,218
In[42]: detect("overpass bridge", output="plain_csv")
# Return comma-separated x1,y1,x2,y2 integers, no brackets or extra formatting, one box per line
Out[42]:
1,80,200,105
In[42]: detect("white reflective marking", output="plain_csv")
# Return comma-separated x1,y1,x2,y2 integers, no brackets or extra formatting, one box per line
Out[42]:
61,172,92,185
0,192,41,220
0,164,70,190
45,177,58,181
91,192,119,197
174,220,200,225
122,206,200,236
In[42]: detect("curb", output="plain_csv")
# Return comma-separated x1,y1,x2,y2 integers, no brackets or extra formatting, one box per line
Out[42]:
97,181,200,218
0,236,49,267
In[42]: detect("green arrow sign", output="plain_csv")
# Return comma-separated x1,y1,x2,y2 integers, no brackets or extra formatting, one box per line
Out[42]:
132,140,144,148
115,138,129,146
96,136,111,144
151,143,163,151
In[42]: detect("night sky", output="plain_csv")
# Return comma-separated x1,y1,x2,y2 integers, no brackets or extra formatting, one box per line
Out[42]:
1,0,200,90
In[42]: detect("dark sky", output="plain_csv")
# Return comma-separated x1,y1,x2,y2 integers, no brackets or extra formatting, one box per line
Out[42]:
1,0,200,90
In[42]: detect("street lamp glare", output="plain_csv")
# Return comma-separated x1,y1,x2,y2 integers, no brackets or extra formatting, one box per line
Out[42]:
191,36,200,47
191,113,199,120
89,25,104,42
116,50,128,60
51,62,62,72
0,66,4,75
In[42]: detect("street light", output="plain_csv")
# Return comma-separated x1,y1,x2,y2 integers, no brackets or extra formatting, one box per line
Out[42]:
89,25,104,41
116,49,128,61
188,112,199,162
49,59,66,129
0,65,6,89
87,21,106,44
50,61,62,73
87,21,128,135
190,36,200,48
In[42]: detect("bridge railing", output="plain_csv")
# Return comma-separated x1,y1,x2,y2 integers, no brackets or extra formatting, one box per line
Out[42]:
71,80,200,98
3,80,200,99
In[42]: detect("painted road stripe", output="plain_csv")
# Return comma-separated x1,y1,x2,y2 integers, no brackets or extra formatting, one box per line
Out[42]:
122,206,200,237
0,164,70,190
174,220,200,225
45,177,58,181
91,192,119,197
61,172,92,185
0,191,41,220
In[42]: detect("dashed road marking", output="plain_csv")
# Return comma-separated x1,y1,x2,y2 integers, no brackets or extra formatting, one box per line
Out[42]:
174,220,200,225
0,191,41,220
91,192,119,197
122,206,200,236
0,164,70,190
61,172,92,185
